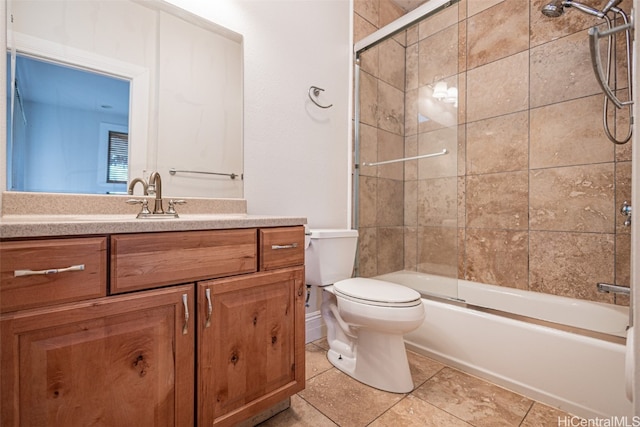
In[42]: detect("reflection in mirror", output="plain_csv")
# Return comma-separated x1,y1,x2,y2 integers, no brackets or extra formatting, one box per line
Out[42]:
7,53,130,194
6,0,244,199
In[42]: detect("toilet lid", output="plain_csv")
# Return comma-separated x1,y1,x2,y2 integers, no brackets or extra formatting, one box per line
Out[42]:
333,278,422,307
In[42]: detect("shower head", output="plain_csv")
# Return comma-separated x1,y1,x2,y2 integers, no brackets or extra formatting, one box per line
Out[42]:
541,0,605,19
541,0,565,17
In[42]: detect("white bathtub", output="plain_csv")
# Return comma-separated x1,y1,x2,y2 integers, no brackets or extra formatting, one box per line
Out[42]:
376,270,633,420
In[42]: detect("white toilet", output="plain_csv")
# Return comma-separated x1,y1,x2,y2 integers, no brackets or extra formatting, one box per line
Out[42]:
305,229,425,393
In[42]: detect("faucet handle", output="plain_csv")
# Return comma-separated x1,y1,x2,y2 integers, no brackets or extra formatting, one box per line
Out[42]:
167,199,186,214
621,201,632,227
621,200,632,214
127,198,151,215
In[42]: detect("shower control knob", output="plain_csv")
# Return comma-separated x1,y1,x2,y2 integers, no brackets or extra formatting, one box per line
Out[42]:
620,201,632,226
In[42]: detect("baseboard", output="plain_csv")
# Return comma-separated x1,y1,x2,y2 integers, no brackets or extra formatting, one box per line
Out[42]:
305,310,324,343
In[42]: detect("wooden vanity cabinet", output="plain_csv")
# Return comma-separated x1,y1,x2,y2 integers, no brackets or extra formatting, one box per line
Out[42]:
0,225,305,427
1,284,195,427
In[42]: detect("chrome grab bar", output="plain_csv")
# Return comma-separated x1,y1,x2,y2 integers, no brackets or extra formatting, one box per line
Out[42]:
169,168,242,180
361,149,448,167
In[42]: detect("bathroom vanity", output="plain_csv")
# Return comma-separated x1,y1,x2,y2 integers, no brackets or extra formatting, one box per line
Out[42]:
0,197,306,427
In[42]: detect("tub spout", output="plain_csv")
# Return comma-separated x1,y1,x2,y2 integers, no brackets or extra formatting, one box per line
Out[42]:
597,282,630,295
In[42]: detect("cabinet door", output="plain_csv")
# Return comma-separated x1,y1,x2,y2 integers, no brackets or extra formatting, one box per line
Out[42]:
198,267,305,427
1,285,195,427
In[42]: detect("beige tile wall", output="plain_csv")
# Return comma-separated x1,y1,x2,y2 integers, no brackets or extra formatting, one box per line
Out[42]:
354,0,632,305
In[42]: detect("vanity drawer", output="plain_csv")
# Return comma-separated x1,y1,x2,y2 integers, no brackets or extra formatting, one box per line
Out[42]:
0,237,108,313
259,226,305,271
111,229,257,294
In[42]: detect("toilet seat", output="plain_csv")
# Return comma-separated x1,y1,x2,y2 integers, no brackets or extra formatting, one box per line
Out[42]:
333,278,422,308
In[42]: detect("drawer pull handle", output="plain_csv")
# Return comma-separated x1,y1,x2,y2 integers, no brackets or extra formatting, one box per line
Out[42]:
14,264,85,277
271,243,298,250
182,294,190,335
205,288,213,328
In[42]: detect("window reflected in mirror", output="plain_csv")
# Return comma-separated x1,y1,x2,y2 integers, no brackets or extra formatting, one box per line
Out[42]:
6,53,130,194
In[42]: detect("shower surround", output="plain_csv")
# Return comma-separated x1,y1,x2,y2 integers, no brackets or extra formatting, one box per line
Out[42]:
354,0,632,305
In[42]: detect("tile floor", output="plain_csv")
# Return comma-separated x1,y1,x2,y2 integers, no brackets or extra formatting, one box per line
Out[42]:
258,338,578,427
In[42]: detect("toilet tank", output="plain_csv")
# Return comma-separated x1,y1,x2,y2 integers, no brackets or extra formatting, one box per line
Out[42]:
305,229,358,286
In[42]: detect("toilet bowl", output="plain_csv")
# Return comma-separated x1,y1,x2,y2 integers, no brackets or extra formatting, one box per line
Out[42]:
305,229,425,393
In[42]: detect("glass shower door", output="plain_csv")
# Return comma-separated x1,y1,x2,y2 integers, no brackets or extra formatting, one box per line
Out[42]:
353,1,461,300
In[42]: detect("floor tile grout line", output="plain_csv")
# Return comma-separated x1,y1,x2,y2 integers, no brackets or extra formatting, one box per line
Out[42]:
517,400,537,427
295,383,342,427
419,397,476,427
364,393,411,426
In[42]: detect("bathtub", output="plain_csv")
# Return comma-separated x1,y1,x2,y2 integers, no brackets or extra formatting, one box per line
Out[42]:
376,270,633,420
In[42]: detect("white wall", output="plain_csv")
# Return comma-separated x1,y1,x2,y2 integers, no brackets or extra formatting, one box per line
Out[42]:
163,0,354,229
14,101,128,194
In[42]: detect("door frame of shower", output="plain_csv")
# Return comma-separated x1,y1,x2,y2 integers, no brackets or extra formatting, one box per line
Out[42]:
631,1,639,415
351,0,459,277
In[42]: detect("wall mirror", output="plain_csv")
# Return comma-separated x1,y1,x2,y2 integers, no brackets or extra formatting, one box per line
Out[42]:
6,0,244,199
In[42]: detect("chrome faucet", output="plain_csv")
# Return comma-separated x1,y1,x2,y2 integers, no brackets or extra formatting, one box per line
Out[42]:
148,171,164,214
127,171,183,218
128,177,149,195
597,282,630,295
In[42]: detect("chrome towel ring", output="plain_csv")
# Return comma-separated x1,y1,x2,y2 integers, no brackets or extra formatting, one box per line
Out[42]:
308,86,333,109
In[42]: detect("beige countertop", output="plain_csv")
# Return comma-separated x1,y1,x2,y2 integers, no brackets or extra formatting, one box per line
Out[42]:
0,192,306,238
0,213,307,238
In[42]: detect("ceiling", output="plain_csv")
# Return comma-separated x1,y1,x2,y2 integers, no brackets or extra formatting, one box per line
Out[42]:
392,0,429,12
